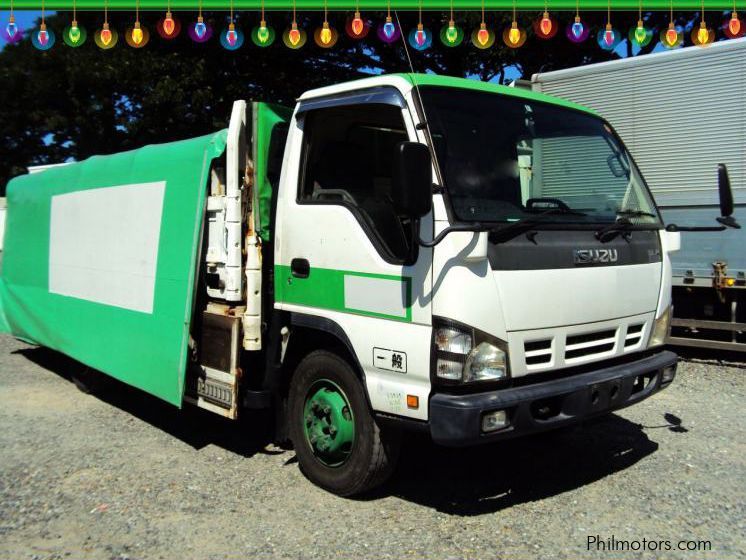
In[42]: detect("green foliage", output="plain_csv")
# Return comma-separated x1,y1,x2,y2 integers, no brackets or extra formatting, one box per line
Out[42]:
0,9,694,191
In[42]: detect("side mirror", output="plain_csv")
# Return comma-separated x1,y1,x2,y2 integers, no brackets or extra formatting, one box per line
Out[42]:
666,163,740,232
717,163,739,228
392,142,432,218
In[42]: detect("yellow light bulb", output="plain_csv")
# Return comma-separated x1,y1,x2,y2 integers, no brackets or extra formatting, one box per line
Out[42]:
696,21,708,44
320,21,331,44
132,21,143,44
508,21,520,44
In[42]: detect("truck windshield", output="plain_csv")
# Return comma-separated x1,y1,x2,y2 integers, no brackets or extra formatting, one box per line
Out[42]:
419,86,661,228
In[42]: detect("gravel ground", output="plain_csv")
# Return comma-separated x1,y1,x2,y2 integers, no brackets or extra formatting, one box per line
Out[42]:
0,334,744,560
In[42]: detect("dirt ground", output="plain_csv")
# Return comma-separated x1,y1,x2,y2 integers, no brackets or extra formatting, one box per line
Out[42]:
0,334,744,560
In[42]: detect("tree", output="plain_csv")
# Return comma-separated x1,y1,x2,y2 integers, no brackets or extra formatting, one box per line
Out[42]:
0,8,714,191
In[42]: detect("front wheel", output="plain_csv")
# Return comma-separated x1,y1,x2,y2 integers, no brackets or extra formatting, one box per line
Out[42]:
288,350,400,496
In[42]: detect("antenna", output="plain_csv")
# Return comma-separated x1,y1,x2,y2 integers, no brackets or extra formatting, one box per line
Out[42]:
394,10,445,188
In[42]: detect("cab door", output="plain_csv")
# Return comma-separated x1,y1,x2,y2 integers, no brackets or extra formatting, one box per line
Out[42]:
274,87,433,420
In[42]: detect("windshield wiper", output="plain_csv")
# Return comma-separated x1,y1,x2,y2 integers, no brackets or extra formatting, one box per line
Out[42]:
489,207,587,243
616,209,657,219
595,217,633,242
418,207,586,247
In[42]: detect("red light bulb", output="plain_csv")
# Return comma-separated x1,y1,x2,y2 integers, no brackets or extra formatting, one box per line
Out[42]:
477,22,489,45
289,22,300,45
163,11,175,35
351,11,364,36
540,11,552,35
729,13,740,36
101,22,112,45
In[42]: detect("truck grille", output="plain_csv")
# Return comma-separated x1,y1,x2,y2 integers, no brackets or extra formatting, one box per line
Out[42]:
564,328,617,361
524,339,552,366
625,323,644,348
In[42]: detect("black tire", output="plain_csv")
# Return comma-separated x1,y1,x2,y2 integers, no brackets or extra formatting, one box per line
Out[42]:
288,350,400,496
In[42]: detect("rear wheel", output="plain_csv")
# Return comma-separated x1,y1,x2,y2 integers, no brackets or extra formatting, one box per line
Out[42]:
288,350,400,496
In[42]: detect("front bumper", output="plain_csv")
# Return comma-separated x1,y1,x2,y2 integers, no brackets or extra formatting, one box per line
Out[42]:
429,350,677,446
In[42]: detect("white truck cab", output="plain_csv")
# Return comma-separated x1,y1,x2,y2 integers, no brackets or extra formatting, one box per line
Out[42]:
263,74,680,493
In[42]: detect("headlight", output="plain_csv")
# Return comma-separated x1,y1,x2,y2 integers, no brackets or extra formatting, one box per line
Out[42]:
648,305,671,348
433,320,508,384
465,342,507,382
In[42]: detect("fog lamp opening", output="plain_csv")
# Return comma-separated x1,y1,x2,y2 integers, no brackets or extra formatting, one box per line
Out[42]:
661,365,676,384
481,409,509,433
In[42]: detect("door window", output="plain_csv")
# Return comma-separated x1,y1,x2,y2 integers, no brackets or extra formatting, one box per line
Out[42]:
298,103,414,263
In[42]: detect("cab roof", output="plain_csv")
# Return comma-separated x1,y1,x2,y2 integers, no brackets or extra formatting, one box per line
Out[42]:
298,73,598,118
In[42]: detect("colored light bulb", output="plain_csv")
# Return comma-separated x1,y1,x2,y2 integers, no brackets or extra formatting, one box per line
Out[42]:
571,16,584,38
477,22,489,45
446,20,458,43
226,22,237,45
257,20,269,43
604,23,614,45
665,22,677,45
696,21,708,44
6,16,17,39
540,11,552,35
729,13,740,35
163,12,175,35
415,23,425,46
289,22,300,45
132,21,143,44
195,16,207,38
508,22,520,44
383,16,395,38
634,20,647,43
101,23,112,45
38,23,49,45
320,21,331,44
351,11,364,35
69,20,81,42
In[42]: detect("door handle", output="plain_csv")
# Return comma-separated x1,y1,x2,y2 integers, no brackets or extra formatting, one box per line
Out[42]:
291,258,310,279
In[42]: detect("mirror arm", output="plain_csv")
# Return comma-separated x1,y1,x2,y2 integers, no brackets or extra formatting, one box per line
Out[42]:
666,223,726,232
418,223,485,248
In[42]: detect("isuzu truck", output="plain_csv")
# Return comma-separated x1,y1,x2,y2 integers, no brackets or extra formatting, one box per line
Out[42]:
3,74,734,496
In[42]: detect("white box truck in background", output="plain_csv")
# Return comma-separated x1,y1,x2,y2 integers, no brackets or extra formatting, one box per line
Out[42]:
532,38,746,352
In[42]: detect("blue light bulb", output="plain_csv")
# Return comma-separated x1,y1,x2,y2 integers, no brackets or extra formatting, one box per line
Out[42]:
6,20,17,39
571,20,584,38
195,18,207,38
383,19,395,38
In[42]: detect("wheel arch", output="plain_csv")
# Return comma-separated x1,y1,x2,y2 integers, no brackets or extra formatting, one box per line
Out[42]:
280,313,371,408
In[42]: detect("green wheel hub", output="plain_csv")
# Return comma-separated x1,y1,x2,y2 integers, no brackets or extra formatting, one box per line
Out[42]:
303,379,355,467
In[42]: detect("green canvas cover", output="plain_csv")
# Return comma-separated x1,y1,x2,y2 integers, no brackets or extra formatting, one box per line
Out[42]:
0,130,228,406
253,102,292,242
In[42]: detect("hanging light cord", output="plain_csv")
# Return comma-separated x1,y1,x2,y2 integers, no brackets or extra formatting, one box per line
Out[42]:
230,0,233,23
607,0,611,25
261,0,264,21
481,0,485,23
512,0,516,22
576,0,579,18
450,0,454,22
386,0,391,19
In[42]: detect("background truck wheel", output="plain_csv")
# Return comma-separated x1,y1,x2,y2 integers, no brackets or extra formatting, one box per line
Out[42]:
288,350,400,497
